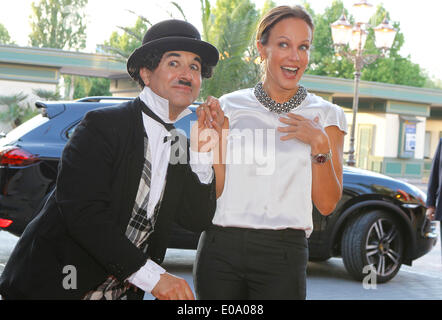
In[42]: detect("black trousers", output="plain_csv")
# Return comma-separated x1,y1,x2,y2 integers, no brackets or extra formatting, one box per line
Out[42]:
193,225,308,300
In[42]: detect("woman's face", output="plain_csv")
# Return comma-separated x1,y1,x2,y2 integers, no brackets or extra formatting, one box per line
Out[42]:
258,17,312,101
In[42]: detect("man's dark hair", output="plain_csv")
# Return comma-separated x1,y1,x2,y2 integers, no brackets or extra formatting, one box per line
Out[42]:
131,49,214,88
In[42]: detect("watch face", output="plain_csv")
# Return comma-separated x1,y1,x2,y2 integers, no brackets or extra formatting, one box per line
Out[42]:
316,155,327,163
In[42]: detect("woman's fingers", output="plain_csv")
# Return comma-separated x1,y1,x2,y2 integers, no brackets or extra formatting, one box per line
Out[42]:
197,106,206,128
197,104,213,128
277,125,297,133
280,133,297,141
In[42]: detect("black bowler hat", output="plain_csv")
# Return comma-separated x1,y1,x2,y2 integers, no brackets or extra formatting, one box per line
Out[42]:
127,19,219,80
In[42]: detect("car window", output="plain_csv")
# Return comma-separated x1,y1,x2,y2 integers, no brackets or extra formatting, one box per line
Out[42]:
66,123,79,139
175,107,197,137
0,114,49,145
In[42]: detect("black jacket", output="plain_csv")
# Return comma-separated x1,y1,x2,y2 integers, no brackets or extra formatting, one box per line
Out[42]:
427,138,442,221
0,98,216,299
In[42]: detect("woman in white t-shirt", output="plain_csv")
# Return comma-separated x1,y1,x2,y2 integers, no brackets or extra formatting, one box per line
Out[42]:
194,5,347,300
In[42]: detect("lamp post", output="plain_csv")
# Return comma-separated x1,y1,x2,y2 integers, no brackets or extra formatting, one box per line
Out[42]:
330,0,397,166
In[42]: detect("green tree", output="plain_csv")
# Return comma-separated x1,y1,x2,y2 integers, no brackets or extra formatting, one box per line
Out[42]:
99,3,188,60
359,5,427,87
0,23,13,44
306,0,358,78
29,0,93,99
64,76,111,99
0,93,38,128
88,78,111,97
33,88,62,100
305,0,427,87
29,0,88,50
101,16,151,61
200,0,276,99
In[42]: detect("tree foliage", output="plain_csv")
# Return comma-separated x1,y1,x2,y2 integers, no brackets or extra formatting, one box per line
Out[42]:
64,76,111,99
199,0,275,99
199,0,260,99
29,0,88,50
0,23,13,45
33,88,62,100
0,93,38,127
27,0,111,99
306,0,427,87
101,16,150,61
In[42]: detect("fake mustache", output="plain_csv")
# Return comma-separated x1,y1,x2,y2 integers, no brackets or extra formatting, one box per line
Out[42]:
177,79,192,88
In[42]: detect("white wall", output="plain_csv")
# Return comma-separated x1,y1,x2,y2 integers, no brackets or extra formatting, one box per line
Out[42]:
384,113,400,158
0,79,57,104
344,112,389,158
415,116,427,160
343,112,425,160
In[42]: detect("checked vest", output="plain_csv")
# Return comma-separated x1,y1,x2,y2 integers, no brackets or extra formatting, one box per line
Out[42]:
83,104,175,300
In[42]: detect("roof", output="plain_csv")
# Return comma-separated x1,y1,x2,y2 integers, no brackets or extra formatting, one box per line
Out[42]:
0,44,127,78
301,74,442,107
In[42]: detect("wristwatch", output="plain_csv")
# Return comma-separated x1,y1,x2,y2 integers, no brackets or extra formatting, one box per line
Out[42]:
311,150,332,164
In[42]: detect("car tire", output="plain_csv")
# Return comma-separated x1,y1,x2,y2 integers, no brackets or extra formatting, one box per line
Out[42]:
341,210,404,283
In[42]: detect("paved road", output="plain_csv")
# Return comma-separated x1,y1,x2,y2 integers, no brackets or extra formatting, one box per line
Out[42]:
1,225,441,300
149,225,442,300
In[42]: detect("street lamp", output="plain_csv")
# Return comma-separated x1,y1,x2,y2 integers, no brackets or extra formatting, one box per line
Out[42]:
330,1,397,166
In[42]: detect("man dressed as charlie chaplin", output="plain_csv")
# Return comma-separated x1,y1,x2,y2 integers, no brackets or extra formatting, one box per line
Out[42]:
0,19,223,300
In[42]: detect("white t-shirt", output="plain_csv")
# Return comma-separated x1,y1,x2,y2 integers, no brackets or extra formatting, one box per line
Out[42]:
212,87,348,238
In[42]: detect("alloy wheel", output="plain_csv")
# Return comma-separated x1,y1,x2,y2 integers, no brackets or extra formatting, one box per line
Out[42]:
365,218,403,278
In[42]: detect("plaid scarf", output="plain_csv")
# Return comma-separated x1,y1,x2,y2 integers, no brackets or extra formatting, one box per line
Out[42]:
83,133,165,300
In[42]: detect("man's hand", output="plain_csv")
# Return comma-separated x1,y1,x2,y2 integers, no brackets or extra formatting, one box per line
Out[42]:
151,273,195,300
426,207,436,221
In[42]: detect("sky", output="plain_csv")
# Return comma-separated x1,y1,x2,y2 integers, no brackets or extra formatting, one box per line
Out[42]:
1,0,441,81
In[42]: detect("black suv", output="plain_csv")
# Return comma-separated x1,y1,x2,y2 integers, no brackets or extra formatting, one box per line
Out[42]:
0,97,437,283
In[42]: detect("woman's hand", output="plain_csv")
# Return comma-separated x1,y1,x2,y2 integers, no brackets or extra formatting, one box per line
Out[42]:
277,114,330,154
191,96,224,153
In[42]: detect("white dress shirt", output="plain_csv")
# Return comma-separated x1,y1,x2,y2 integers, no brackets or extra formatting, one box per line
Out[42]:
127,86,214,293
212,88,348,238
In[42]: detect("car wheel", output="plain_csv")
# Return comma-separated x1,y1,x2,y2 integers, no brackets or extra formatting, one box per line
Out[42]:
341,210,404,283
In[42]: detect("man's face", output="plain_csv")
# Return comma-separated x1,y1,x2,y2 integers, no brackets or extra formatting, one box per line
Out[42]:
140,51,202,120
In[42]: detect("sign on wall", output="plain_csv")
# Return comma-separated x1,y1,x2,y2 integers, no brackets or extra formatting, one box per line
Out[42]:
404,121,416,152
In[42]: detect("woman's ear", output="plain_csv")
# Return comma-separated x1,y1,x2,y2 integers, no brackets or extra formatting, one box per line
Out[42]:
256,40,266,61
139,67,151,87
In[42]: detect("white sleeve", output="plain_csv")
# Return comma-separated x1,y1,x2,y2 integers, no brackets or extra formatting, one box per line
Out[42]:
220,94,232,119
324,103,348,134
189,149,214,184
127,259,166,293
